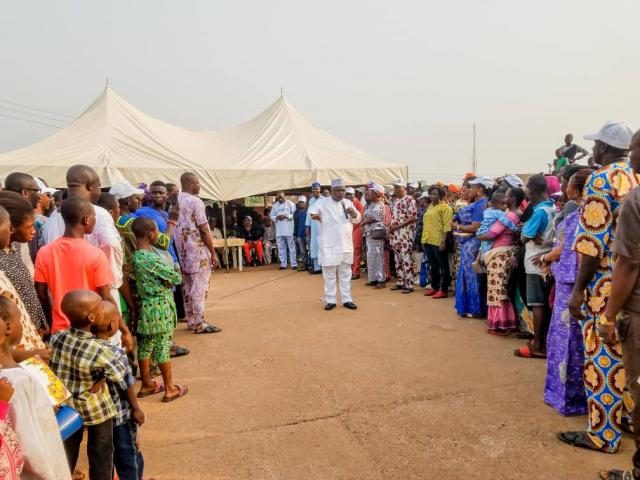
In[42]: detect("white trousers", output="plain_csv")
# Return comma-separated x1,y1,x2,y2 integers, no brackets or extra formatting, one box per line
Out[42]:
276,236,297,267
322,262,353,304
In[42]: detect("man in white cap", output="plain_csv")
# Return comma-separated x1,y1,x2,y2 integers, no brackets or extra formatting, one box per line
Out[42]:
109,180,144,218
293,195,308,270
345,187,365,280
270,192,298,270
407,182,419,196
558,121,637,454
305,182,323,274
309,179,362,310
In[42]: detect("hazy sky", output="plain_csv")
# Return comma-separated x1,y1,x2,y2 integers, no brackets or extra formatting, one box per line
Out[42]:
1,0,639,183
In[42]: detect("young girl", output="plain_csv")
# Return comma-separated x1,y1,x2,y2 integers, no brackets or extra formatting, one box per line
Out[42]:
0,296,70,479
0,347,23,479
0,203,49,359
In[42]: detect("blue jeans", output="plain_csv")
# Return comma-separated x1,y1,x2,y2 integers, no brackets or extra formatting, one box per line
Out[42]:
113,421,144,480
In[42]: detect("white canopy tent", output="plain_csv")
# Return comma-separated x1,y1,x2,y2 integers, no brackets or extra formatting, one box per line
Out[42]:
0,87,407,200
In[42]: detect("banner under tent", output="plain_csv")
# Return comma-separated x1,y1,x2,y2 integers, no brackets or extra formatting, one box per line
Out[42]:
0,87,407,201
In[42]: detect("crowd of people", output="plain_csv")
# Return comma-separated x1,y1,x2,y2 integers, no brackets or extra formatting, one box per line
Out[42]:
0,167,221,479
323,121,639,480
1,120,640,479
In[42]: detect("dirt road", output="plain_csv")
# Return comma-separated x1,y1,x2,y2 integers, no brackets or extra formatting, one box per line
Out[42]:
132,267,631,479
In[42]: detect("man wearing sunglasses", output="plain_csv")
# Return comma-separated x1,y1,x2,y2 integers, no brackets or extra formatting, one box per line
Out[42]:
3,172,41,208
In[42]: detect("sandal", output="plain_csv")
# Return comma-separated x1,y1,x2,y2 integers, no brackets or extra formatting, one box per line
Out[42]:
162,384,189,403
557,431,606,452
600,470,635,480
513,344,546,359
516,331,534,340
137,380,165,398
488,330,510,337
194,323,222,334
170,345,190,358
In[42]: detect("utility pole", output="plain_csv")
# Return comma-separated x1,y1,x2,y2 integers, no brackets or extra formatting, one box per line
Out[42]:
472,122,477,173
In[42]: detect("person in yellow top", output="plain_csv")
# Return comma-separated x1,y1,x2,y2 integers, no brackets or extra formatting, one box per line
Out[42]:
421,185,453,299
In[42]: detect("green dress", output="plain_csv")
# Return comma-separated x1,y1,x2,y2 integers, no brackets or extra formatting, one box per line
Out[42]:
132,249,182,335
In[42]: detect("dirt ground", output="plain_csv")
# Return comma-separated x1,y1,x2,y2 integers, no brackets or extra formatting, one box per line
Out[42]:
119,266,633,479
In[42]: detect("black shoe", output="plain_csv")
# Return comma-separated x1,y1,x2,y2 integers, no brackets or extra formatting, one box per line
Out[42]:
279,266,287,270
311,270,322,275
343,302,358,310
325,303,336,311
351,274,360,280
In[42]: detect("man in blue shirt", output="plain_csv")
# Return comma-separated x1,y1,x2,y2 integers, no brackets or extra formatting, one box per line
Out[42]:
515,174,556,359
293,196,308,270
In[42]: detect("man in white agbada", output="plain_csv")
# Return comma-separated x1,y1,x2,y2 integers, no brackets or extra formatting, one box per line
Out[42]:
309,179,362,310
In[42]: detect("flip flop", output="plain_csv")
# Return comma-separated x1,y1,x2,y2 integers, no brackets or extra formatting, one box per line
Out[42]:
194,323,222,334
600,470,634,480
513,344,546,359
162,384,189,403
170,345,190,358
137,381,165,398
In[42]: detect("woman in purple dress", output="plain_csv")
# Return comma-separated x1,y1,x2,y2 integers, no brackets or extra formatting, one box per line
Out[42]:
541,168,593,416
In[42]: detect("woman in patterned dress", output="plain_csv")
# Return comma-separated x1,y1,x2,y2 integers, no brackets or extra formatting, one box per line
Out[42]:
452,177,490,317
362,185,387,288
542,169,593,416
477,187,525,334
389,183,417,293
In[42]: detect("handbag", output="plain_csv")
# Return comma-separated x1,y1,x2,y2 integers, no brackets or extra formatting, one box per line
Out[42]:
56,404,84,441
370,225,387,240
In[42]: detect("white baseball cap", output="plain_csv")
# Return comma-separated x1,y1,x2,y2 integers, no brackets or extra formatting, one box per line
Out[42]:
33,176,58,195
408,182,419,189
109,181,144,199
345,187,355,194
418,191,430,200
468,175,495,189
392,179,406,187
584,121,635,150
503,175,524,188
297,195,307,203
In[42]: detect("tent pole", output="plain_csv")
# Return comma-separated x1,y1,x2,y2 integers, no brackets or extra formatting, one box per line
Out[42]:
220,201,230,273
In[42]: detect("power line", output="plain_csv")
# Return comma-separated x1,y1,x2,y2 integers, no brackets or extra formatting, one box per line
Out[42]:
0,98,74,119
0,112,64,129
0,105,69,125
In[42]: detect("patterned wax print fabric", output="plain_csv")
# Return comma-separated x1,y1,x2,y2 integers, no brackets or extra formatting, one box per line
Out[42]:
390,195,417,288
544,211,587,416
175,192,211,274
571,161,637,451
0,271,45,351
0,399,23,479
0,244,47,332
454,197,487,317
132,250,182,336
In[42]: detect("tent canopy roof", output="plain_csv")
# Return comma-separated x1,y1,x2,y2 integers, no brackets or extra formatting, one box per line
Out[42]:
0,87,407,200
